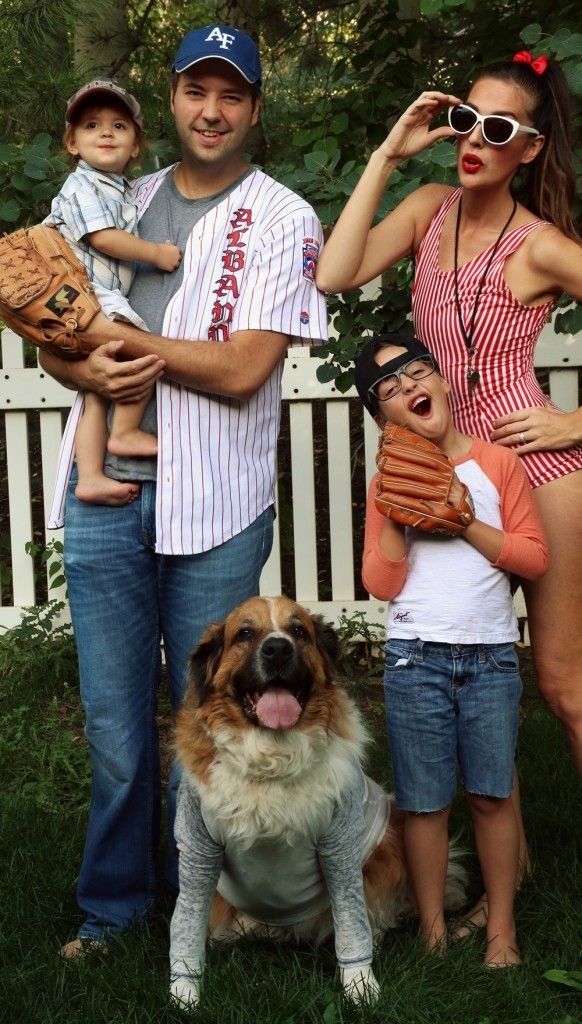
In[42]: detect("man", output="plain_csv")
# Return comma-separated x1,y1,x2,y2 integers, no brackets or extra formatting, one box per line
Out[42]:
40,24,327,956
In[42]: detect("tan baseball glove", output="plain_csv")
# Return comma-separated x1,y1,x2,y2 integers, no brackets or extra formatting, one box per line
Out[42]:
375,423,475,535
0,224,101,358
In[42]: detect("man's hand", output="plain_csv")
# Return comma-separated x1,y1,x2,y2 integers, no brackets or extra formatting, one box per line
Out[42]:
75,310,291,400
84,341,166,403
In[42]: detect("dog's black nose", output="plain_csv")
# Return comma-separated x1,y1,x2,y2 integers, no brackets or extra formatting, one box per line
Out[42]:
261,635,293,670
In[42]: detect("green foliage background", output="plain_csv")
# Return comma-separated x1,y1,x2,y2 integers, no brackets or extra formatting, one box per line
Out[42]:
0,0,580,388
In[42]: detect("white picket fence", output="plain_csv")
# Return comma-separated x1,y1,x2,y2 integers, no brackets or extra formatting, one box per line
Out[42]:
1,318,581,636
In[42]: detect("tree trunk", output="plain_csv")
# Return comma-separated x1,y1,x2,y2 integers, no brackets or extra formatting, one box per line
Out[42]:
73,0,133,83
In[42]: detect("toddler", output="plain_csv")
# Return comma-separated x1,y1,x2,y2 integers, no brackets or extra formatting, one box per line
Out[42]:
45,78,182,504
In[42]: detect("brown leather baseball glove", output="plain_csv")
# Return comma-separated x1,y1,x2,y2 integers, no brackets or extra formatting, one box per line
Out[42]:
375,423,475,535
0,224,101,358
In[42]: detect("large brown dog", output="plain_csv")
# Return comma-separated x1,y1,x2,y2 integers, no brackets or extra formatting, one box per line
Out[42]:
169,596,466,1008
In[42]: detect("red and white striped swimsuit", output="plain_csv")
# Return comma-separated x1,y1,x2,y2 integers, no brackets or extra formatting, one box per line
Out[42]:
412,187,582,488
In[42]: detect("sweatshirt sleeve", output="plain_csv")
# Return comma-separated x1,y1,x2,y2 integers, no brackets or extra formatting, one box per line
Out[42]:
169,778,224,984
476,441,548,580
316,768,373,970
361,474,408,600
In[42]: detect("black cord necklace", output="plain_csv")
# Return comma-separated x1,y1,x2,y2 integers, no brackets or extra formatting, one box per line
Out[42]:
453,194,517,389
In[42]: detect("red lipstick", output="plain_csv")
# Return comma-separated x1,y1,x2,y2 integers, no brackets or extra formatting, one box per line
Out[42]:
462,154,483,174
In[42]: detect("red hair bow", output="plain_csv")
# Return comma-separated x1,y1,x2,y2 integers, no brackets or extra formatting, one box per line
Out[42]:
512,50,549,75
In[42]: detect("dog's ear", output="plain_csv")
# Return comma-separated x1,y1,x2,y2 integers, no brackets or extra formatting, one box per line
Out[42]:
312,615,341,671
188,622,225,703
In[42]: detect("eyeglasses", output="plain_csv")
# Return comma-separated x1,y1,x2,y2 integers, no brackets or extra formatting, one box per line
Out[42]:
371,356,436,403
448,103,539,146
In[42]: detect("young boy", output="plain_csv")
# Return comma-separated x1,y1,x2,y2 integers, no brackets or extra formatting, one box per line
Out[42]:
354,333,548,967
44,78,182,505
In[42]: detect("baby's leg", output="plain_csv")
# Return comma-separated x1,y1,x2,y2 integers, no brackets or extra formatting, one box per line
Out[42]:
75,393,139,506
404,807,451,952
465,792,521,967
107,389,157,458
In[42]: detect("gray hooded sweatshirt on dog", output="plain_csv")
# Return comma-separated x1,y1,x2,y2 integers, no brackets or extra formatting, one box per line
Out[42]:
170,764,390,983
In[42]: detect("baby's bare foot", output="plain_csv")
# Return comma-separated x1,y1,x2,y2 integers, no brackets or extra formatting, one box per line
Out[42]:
75,476,139,506
107,429,157,458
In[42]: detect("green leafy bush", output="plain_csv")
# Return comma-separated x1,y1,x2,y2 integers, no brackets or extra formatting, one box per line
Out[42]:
0,601,89,814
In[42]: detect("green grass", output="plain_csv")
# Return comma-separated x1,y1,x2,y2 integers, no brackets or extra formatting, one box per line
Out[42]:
0,624,580,1024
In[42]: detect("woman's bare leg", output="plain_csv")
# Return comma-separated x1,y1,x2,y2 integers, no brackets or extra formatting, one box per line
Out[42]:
524,472,582,771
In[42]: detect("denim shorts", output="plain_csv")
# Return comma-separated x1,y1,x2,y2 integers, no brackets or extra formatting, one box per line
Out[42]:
383,638,522,812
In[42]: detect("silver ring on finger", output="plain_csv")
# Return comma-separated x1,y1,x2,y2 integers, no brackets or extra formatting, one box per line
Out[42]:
519,431,526,444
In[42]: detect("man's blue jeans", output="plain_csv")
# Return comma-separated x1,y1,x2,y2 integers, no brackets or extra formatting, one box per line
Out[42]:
63,478,274,941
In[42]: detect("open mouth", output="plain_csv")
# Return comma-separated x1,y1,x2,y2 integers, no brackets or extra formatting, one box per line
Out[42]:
241,685,306,730
409,394,432,418
462,154,483,173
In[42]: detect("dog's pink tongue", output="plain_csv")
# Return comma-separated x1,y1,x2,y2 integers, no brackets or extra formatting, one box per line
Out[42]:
255,688,302,730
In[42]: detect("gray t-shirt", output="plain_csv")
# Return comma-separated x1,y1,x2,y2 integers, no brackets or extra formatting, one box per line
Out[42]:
104,168,252,482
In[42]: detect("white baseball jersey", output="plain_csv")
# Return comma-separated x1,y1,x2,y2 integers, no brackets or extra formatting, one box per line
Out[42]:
47,167,328,554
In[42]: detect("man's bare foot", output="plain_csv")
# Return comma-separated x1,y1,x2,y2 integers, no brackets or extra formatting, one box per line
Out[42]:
59,937,109,959
75,476,140,506
107,429,158,459
484,934,522,969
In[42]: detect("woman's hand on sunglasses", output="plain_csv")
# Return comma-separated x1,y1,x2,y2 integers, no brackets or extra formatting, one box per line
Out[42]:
378,91,462,167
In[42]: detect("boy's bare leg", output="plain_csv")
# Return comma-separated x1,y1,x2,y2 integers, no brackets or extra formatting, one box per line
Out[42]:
404,806,450,953
107,388,157,459
465,792,521,967
75,393,140,506
451,773,530,940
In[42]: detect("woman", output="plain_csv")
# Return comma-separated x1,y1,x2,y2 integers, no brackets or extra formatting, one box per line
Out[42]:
316,52,582,932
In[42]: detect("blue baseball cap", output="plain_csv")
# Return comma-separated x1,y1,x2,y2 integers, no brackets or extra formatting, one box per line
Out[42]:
172,25,262,85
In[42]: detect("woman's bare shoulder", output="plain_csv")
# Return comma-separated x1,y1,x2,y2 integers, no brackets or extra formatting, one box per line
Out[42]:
527,222,579,261
416,182,455,204
407,183,455,250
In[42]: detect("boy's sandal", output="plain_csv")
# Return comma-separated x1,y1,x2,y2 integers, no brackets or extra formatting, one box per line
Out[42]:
449,894,488,943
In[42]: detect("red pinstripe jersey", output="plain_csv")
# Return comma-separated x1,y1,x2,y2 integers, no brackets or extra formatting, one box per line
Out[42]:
48,168,328,551
412,188,582,488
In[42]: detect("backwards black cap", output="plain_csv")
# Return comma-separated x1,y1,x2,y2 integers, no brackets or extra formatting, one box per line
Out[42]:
353,333,438,417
